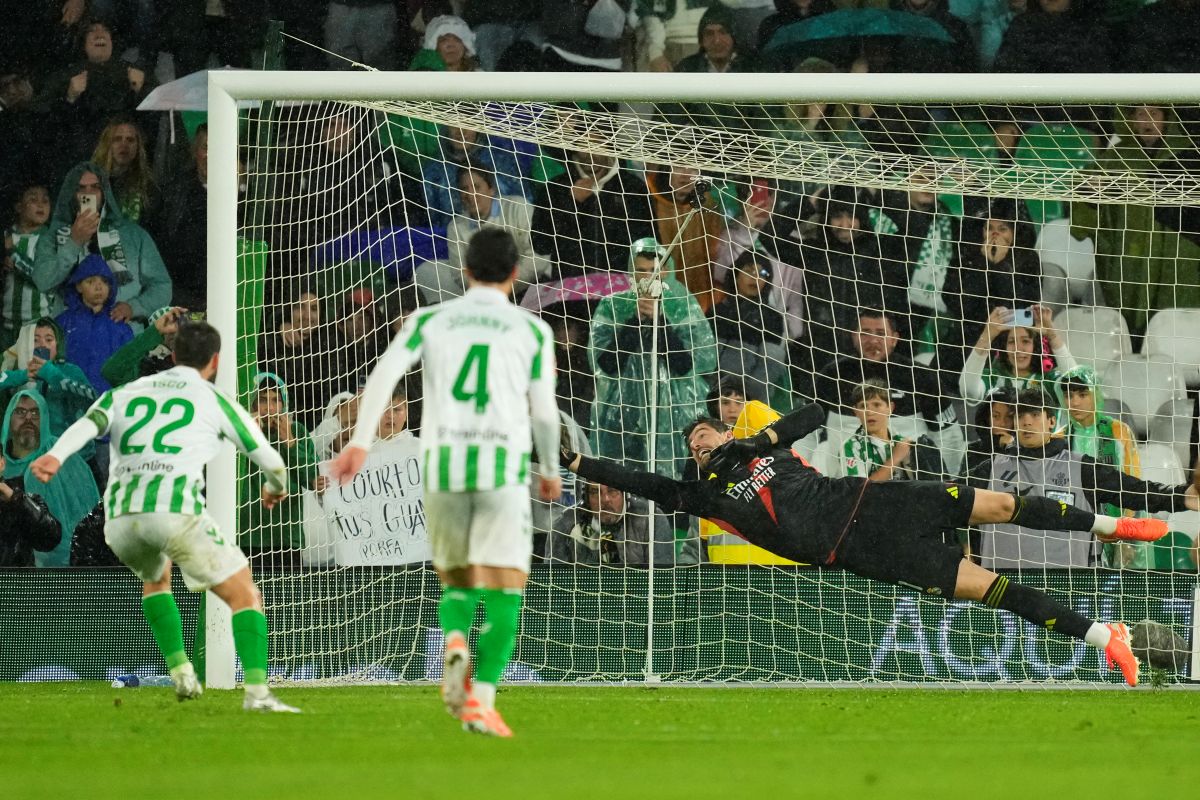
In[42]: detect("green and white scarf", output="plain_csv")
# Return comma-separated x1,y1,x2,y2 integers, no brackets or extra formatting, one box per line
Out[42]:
94,226,133,288
870,208,954,314
868,208,898,236
843,428,909,480
907,212,954,315
53,211,132,290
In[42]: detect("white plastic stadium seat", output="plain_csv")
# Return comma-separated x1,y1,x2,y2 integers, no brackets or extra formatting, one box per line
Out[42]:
1036,219,1099,305
1058,306,1132,375
821,412,860,478
924,420,968,480
824,411,861,444
793,430,826,472
814,437,844,478
888,414,929,441
1142,308,1200,388
1166,511,1200,541
794,428,844,477
1136,442,1185,486
1040,263,1069,310
1099,356,1187,439
1147,399,1196,472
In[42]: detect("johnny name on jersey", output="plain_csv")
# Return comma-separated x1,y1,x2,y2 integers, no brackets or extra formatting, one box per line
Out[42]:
368,287,558,494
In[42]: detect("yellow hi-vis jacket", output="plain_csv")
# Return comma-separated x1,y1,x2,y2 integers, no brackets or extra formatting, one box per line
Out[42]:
699,400,803,565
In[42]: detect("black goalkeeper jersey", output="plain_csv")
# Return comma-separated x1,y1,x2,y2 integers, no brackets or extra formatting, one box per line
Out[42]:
575,447,871,565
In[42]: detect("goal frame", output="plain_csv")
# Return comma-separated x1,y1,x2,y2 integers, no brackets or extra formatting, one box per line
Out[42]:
205,70,1200,688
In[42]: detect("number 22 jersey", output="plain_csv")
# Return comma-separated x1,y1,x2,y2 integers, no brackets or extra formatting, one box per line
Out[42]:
80,365,286,519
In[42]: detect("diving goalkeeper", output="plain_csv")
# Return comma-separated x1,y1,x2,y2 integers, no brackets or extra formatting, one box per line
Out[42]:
561,404,1200,686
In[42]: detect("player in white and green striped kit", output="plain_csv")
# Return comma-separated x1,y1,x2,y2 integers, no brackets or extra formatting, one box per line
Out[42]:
32,322,300,712
331,228,560,738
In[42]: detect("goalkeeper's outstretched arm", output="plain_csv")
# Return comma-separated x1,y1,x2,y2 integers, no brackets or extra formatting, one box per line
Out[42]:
563,452,697,515
759,402,826,448
706,402,826,472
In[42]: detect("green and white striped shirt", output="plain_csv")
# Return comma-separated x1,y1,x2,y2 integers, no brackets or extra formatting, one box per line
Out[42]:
349,286,560,494
843,428,905,480
49,365,287,519
3,227,55,331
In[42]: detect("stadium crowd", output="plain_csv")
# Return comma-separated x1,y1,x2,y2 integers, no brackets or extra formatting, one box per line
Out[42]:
0,1,1198,571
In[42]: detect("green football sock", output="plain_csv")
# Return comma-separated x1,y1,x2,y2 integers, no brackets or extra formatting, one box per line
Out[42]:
232,608,270,686
474,589,522,686
142,591,189,670
438,587,480,639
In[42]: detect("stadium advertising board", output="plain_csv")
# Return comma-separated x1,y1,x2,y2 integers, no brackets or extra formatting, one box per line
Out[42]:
2,568,1192,684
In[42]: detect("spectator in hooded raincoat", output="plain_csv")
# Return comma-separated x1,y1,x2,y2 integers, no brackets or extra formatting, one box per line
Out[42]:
589,237,718,477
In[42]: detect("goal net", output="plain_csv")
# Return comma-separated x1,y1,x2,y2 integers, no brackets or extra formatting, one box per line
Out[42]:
213,73,1200,686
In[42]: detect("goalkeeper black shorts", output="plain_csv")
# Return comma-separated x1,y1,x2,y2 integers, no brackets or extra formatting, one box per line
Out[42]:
835,480,976,599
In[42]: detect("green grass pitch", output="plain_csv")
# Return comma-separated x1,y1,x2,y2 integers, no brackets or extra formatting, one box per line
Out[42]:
3,683,1199,799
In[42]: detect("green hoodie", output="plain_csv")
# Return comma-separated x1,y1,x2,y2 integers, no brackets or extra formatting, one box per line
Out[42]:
588,238,718,477
1071,106,1200,335
32,161,173,323
0,318,96,447
1053,364,1150,569
239,372,319,552
2,389,100,567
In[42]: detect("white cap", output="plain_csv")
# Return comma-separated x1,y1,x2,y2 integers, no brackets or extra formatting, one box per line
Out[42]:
424,15,476,56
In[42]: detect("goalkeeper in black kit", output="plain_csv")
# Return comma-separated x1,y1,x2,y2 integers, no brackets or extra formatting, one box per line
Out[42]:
561,404,1200,686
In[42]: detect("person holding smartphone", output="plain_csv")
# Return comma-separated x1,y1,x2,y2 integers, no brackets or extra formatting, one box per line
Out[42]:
32,162,172,328
0,318,95,444
958,303,1078,406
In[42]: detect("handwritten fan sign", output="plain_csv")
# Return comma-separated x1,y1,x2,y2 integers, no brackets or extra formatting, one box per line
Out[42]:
326,435,430,565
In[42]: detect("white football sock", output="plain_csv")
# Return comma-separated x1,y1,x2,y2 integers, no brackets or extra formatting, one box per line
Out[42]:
169,661,195,679
1084,623,1112,648
1090,516,1118,536
245,683,270,700
472,682,497,709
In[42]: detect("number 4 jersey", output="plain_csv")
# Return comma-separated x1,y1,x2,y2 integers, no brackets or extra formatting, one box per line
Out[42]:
350,286,560,494
48,365,287,519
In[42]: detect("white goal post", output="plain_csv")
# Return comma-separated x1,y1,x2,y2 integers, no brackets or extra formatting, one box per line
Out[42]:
205,71,1200,689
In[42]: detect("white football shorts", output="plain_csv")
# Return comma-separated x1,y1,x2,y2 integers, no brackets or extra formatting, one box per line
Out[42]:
423,486,533,572
105,512,248,591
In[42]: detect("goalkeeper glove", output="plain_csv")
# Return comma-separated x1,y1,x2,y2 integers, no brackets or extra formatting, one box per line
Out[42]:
706,432,772,473
560,447,580,470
